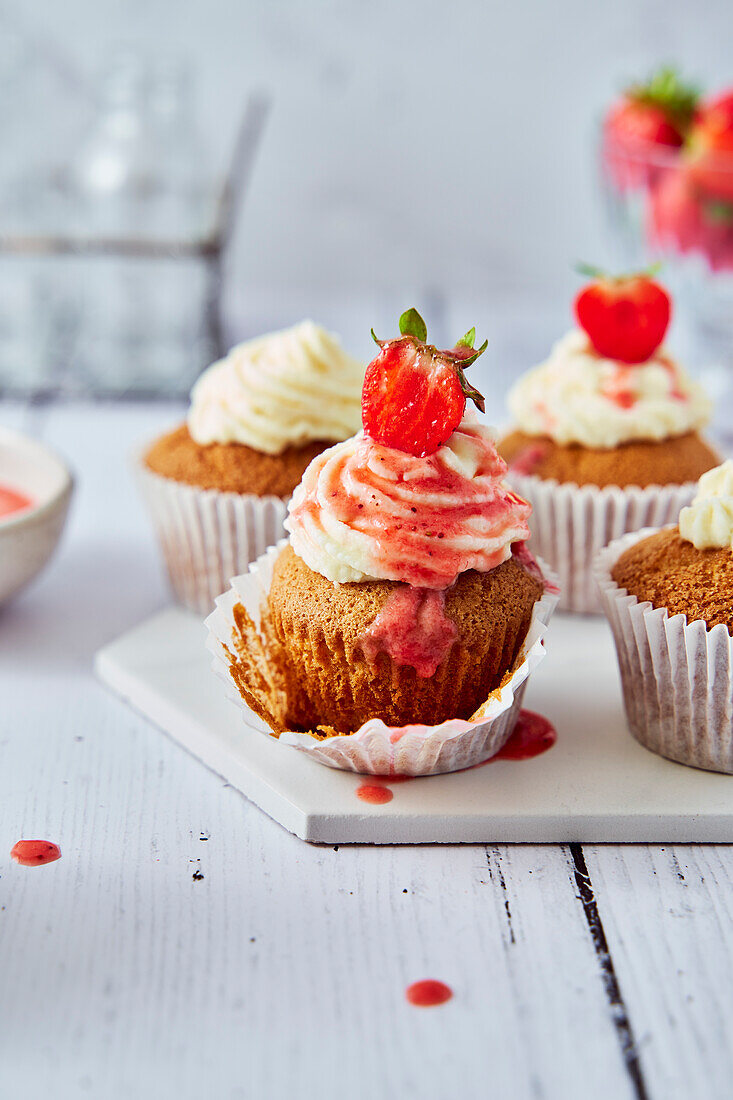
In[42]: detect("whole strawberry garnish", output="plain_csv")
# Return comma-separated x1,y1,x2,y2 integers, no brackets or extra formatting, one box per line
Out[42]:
362,308,487,457
687,88,733,203
604,66,699,151
573,265,672,364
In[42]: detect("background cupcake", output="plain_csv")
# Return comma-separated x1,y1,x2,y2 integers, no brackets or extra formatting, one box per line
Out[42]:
140,320,364,613
499,269,720,613
596,460,733,773
207,309,559,775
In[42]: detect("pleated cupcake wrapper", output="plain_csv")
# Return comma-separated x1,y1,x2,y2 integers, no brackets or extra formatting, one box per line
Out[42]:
136,461,289,616
506,471,696,615
205,541,560,776
595,527,733,774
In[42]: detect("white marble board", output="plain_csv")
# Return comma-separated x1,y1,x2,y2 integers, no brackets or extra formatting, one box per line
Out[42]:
94,607,733,844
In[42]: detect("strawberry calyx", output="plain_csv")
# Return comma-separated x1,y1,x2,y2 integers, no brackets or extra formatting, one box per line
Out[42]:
370,308,487,414
625,65,700,135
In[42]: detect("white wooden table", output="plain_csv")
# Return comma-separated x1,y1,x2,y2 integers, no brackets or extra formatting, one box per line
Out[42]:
2,396,732,1100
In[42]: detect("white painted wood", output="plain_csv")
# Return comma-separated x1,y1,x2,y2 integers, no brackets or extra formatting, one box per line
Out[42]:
585,845,733,1100
0,399,637,1100
10,397,733,1098
96,605,733,843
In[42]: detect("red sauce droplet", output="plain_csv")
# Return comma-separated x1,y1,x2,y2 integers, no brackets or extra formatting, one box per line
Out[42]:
356,785,394,804
11,840,61,867
0,485,33,519
492,710,557,761
406,979,453,1007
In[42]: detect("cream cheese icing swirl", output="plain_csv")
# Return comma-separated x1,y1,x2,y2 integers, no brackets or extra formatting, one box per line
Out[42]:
188,321,364,454
679,461,733,550
286,417,532,589
508,330,711,449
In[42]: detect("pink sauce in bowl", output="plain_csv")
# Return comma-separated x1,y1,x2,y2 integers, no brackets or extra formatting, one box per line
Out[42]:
0,484,33,521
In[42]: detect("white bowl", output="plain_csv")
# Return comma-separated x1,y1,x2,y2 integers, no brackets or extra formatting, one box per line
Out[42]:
0,427,73,605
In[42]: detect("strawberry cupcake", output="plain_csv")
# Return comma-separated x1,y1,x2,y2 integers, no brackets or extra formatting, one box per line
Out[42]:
206,309,559,776
596,461,733,772
499,269,719,613
139,321,364,613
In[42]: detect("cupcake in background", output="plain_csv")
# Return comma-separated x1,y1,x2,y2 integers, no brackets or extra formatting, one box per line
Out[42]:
139,321,364,613
499,268,720,613
207,309,559,776
596,460,733,773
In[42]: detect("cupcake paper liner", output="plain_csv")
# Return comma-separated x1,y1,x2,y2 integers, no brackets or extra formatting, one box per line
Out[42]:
204,541,560,776
506,471,696,615
595,527,733,774
136,461,289,615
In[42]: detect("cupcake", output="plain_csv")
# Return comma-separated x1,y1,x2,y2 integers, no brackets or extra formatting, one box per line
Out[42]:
206,309,559,775
596,460,733,772
139,321,364,613
499,268,719,613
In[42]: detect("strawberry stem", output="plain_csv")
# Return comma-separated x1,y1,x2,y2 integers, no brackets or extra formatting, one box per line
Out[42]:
456,327,476,349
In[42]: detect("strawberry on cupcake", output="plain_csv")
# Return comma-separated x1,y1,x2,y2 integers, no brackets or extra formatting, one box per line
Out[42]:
207,309,559,776
499,268,720,613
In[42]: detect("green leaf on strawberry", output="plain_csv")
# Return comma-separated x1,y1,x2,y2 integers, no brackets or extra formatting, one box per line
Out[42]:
456,327,476,349
703,198,733,226
398,307,428,343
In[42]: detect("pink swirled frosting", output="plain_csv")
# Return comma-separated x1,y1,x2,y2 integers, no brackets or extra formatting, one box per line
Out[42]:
285,418,532,589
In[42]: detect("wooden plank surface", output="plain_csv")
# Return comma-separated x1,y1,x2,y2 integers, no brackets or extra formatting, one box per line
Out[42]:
0,398,729,1099
586,845,733,1100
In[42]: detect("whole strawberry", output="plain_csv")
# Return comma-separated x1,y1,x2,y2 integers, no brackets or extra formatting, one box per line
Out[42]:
603,66,699,190
604,66,699,152
574,266,672,364
362,308,487,457
687,88,733,204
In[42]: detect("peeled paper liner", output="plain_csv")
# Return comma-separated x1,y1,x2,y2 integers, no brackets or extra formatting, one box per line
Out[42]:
136,459,289,615
205,541,560,776
595,527,733,774
506,471,696,615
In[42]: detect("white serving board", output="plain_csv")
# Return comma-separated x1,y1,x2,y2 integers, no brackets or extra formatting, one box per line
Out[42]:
94,607,733,844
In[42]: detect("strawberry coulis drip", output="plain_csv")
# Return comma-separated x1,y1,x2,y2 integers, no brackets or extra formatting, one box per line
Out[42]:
0,485,33,519
405,980,453,1007
11,840,61,866
490,710,557,761
289,422,531,590
354,711,557,802
600,357,688,409
356,785,394,804
361,587,457,678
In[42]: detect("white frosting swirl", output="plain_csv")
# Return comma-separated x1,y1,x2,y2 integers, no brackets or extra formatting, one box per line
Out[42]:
188,321,364,454
285,417,532,589
508,330,711,448
679,461,733,550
